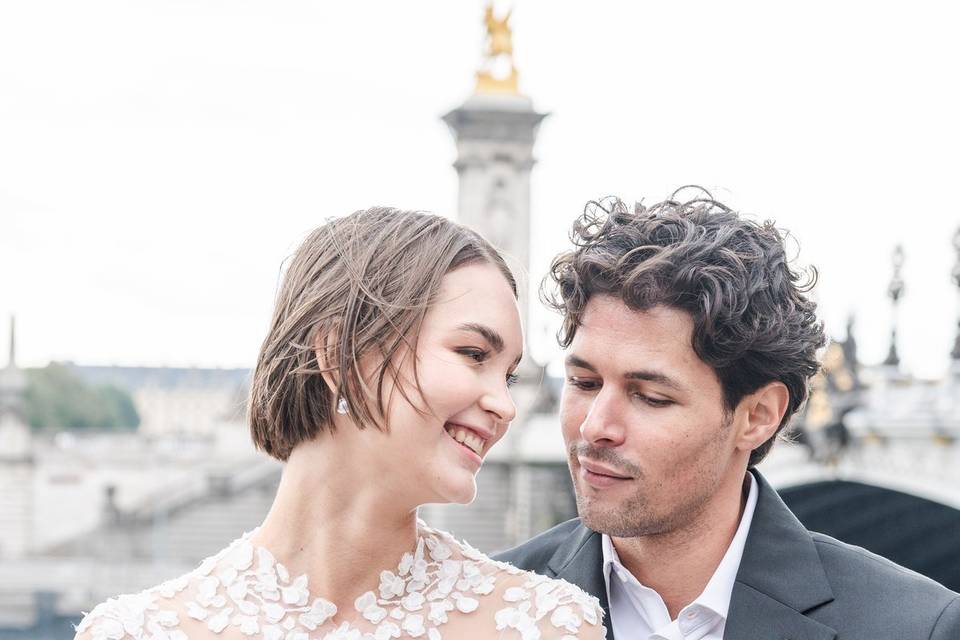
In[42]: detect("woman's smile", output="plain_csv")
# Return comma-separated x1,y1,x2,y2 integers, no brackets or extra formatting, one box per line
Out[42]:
443,421,495,469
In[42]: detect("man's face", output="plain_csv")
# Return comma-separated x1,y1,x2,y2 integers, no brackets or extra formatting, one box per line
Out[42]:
560,296,742,537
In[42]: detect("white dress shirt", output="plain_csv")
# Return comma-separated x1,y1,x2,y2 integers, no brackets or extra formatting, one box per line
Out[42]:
601,474,758,640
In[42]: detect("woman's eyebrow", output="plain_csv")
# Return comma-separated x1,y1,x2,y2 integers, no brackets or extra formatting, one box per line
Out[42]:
456,322,504,352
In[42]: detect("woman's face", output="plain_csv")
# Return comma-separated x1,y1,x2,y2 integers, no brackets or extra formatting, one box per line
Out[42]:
369,262,523,506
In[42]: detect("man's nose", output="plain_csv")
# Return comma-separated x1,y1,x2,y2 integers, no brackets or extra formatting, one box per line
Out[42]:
579,390,626,447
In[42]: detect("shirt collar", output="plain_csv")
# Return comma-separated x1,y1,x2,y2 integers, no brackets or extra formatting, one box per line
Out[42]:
601,527,619,583
600,472,759,622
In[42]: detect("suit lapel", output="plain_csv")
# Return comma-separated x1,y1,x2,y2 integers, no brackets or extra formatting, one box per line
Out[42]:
726,471,837,640
724,584,836,640
545,523,615,640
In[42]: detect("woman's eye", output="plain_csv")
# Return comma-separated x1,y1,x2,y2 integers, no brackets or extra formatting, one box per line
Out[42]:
506,373,520,388
457,348,488,363
567,376,599,391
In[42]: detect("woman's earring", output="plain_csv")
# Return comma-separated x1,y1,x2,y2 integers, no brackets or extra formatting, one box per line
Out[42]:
336,397,349,415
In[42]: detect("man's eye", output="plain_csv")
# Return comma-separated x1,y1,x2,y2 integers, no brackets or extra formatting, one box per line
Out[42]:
567,376,599,391
457,348,488,363
634,393,674,408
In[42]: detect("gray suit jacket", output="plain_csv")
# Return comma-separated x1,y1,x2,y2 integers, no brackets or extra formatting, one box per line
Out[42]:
495,471,960,639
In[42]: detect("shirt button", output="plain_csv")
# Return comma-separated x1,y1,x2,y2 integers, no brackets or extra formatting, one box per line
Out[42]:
685,610,698,619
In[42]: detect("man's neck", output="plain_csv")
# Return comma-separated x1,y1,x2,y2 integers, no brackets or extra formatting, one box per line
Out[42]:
610,472,751,620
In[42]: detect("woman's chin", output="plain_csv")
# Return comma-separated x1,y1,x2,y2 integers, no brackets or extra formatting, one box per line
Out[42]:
414,463,481,506
438,477,478,505
453,488,478,505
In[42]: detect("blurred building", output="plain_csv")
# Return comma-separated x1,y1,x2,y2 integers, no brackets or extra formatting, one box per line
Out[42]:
69,365,249,438
0,327,270,638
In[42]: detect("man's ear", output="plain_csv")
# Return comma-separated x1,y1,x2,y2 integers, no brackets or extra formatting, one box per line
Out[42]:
735,381,790,453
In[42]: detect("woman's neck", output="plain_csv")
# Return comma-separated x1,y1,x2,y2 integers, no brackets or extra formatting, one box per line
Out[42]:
250,438,420,614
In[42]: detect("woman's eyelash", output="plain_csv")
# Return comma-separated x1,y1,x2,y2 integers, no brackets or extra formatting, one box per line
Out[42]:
459,348,518,388
457,347,520,389
456,347,489,362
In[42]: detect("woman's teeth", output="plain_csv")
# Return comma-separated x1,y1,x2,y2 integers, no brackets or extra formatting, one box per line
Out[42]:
446,426,483,455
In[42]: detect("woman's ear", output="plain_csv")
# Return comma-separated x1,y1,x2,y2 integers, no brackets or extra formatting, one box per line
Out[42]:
735,381,790,453
313,329,341,395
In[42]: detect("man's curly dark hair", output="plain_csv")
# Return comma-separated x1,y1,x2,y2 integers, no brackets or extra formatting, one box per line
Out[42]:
544,188,826,467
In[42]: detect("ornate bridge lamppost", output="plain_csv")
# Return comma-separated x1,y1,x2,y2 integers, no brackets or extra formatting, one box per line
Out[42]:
933,229,960,445
883,245,905,368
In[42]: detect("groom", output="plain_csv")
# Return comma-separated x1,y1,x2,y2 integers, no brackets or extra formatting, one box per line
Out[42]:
497,193,960,639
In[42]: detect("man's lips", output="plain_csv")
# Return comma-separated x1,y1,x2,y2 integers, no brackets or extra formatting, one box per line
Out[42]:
578,457,633,480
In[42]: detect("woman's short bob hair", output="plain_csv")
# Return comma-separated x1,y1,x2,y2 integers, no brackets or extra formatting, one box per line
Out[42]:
248,206,517,461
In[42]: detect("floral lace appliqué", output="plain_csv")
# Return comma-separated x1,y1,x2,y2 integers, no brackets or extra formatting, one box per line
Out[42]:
76,525,604,640
495,574,602,640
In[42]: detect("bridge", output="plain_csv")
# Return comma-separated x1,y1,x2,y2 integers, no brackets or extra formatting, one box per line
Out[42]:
758,338,960,592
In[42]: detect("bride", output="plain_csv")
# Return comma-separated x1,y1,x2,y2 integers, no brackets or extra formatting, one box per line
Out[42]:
75,207,605,640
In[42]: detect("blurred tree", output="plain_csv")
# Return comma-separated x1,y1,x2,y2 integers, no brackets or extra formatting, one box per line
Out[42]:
24,363,140,430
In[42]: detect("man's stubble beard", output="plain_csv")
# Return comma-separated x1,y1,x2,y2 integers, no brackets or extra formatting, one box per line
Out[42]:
570,411,734,538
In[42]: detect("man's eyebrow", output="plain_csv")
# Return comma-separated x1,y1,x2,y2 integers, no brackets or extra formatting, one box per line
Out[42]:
456,322,504,352
624,370,685,392
565,354,685,392
565,354,596,371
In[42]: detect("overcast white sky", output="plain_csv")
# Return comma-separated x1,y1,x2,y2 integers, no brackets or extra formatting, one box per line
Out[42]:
2,1,959,378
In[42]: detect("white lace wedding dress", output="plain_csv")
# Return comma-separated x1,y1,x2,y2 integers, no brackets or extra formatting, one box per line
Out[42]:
75,521,605,640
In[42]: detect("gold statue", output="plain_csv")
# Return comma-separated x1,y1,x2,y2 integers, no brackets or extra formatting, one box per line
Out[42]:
484,5,513,57
822,342,854,392
804,373,834,431
475,3,520,95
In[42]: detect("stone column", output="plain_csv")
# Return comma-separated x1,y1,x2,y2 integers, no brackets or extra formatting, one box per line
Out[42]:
442,94,547,363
